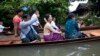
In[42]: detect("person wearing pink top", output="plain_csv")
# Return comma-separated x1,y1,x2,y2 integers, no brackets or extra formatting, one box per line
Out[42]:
13,9,23,37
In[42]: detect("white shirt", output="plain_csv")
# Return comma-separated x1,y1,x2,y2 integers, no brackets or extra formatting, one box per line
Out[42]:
0,25,5,32
32,14,40,26
51,21,59,30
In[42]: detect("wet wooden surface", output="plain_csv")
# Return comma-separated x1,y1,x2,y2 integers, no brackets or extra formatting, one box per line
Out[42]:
0,27,100,45
82,29,100,37
0,35,21,45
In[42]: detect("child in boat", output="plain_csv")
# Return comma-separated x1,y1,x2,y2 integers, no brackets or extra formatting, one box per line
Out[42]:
20,14,40,43
78,19,85,28
65,13,86,39
13,9,23,37
43,14,64,41
0,21,10,34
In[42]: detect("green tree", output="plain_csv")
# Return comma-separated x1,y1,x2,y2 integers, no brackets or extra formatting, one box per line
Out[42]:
21,0,69,25
0,0,20,27
0,0,68,28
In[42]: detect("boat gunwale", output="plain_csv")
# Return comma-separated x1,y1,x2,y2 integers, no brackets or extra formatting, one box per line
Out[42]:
0,36,100,47
0,26,100,47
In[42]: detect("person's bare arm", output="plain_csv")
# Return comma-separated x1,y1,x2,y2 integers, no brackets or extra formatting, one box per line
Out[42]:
21,15,37,27
48,24,61,34
4,27,10,29
38,24,43,29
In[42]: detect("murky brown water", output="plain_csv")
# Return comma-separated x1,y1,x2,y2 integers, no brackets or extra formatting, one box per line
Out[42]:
0,40,100,56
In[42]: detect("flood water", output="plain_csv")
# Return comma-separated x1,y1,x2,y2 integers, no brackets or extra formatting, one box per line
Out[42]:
0,40,100,56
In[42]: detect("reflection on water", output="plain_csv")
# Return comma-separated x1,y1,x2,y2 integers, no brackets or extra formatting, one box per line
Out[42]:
0,41,100,56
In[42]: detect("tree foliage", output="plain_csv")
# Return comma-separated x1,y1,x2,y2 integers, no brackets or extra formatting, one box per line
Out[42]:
0,0,20,27
1,0,100,27
0,0,68,27
21,0,68,25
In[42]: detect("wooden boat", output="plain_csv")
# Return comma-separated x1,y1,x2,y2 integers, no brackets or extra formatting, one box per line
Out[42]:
0,26,100,46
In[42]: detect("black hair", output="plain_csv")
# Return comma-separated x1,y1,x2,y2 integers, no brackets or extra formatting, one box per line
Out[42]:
22,14,29,19
16,9,23,14
45,13,51,21
67,13,75,20
30,9,38,16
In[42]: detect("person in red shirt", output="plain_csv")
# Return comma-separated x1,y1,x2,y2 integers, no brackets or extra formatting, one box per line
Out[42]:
13,9,23,37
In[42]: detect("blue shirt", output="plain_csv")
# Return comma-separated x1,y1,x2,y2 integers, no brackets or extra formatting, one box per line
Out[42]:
65,19,81,39
20,15,37,39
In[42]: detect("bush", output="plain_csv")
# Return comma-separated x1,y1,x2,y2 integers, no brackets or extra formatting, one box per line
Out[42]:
1,0,100,28
0,0,20,28
0,0,68,28
20,0,69,25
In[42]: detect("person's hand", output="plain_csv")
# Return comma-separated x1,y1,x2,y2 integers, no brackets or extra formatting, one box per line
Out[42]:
44,18,47,23
59,31,63,36
58,31,62,34
5,27,10,29
61,32,64,36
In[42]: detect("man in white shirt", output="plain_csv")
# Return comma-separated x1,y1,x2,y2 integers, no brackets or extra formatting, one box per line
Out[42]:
31,10,41,33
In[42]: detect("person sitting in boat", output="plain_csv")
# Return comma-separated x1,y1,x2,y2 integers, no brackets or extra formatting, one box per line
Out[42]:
43,14,64,41
78,19,85,28
65,13,86,39
20,14,40,43
31,9,42,33
44,16,60,31
0,21,11,35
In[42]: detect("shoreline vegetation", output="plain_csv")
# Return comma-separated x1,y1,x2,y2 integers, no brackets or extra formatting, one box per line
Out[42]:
0,0,100,29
